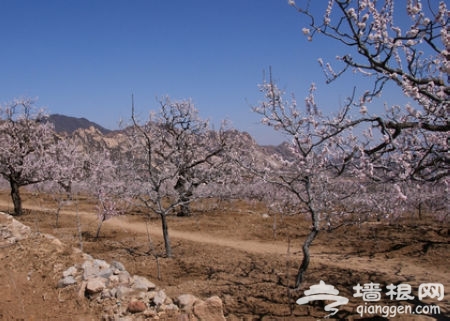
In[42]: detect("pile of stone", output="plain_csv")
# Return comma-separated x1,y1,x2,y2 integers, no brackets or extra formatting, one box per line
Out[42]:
58,255,226,321
0,212,226,321
0,211,32,247
56,251,224,321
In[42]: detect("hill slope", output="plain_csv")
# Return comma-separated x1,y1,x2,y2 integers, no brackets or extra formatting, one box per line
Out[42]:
46,114,111,135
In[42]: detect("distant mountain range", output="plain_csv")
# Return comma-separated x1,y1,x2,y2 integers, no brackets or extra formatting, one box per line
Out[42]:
45,114,293,162
46,114,111,135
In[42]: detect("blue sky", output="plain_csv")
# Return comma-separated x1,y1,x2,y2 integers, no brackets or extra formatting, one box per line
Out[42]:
0,0,411,144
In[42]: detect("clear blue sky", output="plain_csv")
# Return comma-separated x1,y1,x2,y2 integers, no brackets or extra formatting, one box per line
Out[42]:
0,0,409,145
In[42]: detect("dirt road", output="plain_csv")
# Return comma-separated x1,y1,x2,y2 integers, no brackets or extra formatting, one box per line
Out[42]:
2,198,448,288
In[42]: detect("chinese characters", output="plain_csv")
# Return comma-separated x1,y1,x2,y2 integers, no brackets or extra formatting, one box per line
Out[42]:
353,282,444,302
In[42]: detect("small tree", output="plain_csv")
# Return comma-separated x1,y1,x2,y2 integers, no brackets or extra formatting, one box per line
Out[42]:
250,0,449,288
252,76,378,288
84,149,129,239
126,96,231,257
0,98,56,215
37,137,87,227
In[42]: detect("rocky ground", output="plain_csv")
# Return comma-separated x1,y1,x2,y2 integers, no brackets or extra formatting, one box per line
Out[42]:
0,191,449,320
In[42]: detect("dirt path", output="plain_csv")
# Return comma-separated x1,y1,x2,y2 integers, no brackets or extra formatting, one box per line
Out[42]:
102,216,450,287
2,198,449,287
107,215,303,256
0,199,300,255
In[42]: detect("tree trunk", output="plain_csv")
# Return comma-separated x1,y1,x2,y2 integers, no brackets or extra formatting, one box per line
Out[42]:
175,175,192,217
177,197,192,217
295,201,320,289
10,178,22,216
55,205,61,228
295,226,319,288
95,216,105,239
160,213,172,257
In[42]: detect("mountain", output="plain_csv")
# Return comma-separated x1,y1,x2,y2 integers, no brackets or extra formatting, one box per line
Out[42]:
46,114,111,135
46,113,292,167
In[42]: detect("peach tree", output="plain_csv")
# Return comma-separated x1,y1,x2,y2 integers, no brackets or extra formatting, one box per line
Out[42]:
254,0,448,288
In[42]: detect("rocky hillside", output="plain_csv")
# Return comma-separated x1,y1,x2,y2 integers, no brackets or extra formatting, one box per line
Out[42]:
66,125,292,170
47,113,292,164
46,114,111,135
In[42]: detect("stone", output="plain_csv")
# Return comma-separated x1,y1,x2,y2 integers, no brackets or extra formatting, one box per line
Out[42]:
152,290,167,306
101,288,114,299
132,275,156,291
127,300,146,313
164,303,179,312
176,294,198,312
78,281,87,298
193,296,226,321
117,271,131,285
0,212,31,246
62,266,78,277
43,233,65,250
116,285,133,299
1,211,232,321
108,274,119,285
143,309,157,318
147,291,157,300
177,314,190,321
111,260,126,271
86,277,107,294
82,253,93,261
82,259,112,280
57,276,77,288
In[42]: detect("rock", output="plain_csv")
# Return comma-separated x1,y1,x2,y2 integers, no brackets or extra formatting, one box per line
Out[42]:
111,260,126,272
176,294,198,312
116,285,133,300
143,309,157,318
86,277,107,294
152,290,167,306
57,276,77,288
82,259,112,280
108,274,119,285
193,296,226,321
132,275,156,291
42,233,64,248
164,303,179,312
2,211,229,321
177,314,190,321
109,287,117,299
127,300,146,313
63,266,78,277
82,253,93,261
0,212,31,246
117,271,131,285
100,290,110,300
78,281,87,298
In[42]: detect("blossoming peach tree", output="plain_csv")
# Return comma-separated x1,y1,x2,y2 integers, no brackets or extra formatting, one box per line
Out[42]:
0,98,56,216
125,96,234,257
254,0,448,288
